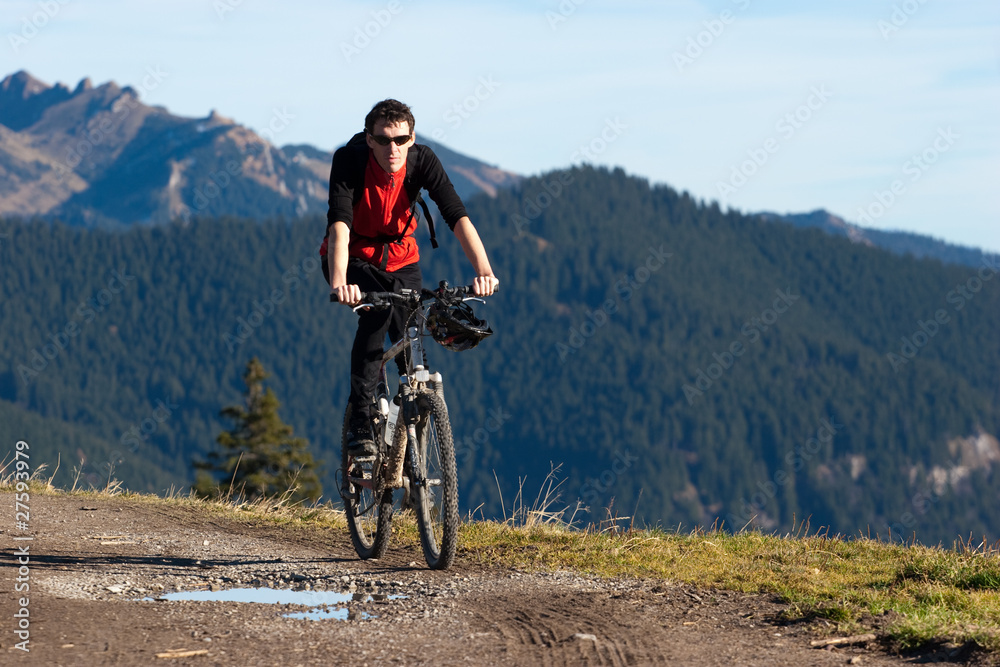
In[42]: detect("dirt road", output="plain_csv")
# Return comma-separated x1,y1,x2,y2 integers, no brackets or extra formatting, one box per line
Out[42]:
0,493,974,666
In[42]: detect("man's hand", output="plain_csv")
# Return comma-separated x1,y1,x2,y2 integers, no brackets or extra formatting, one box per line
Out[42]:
332,284,363,306
453,218,499,297
472,275,499,297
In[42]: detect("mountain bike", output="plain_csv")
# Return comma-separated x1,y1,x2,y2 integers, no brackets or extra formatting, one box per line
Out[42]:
337,281,493,570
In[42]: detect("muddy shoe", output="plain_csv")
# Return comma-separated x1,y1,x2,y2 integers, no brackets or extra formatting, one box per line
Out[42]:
345,412,376,458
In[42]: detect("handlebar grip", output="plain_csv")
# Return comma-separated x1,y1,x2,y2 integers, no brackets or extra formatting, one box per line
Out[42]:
329,292,385,306
459,283,499,295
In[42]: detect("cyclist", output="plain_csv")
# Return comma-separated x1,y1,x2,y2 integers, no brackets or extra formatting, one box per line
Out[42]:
322,99,499,457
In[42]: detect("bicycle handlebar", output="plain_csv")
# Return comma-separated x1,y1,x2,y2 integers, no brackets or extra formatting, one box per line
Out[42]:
330,281,496,309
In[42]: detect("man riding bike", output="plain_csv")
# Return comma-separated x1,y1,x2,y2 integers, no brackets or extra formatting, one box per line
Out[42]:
322,99,499,457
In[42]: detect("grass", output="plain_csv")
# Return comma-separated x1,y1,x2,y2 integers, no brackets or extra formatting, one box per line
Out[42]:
458,519,1000,652
3,460,998,657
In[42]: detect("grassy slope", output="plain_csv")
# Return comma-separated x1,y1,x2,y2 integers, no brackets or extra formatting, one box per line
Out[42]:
5,471,998,658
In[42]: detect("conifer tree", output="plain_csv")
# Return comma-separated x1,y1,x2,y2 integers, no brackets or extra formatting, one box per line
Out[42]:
193,357,322,503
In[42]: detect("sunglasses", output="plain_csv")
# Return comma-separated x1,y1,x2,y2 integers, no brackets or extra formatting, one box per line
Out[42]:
367,132,412,147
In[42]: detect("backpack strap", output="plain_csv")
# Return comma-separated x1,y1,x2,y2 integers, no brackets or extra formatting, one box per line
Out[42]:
405,146,439,250
415,193,438,249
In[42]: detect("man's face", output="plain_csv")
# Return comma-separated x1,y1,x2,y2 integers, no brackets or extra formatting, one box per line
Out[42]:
366,119,414,174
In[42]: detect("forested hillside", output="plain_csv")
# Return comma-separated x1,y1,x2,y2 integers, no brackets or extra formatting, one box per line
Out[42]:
2,166,998,545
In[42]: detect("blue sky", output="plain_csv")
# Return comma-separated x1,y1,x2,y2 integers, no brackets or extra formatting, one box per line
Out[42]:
5,0,999,252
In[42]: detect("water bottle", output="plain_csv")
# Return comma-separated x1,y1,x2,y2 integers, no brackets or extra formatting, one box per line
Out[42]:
383,398,399,447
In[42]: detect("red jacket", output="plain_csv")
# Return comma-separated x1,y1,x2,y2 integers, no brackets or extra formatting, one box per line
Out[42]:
321,133,468,272
347,153,417,271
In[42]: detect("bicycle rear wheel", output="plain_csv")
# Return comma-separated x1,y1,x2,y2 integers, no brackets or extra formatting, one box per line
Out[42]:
340,401,392,560
411,390,459,569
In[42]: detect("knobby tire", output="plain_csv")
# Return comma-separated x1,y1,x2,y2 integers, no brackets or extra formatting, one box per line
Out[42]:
411,390,459,570
341,402,392,560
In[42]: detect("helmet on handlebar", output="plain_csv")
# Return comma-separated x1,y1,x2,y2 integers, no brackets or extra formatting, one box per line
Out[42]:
426,300,493,352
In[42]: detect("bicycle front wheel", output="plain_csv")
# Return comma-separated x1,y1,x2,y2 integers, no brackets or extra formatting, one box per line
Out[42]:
341,402,392,560
411,390,459,569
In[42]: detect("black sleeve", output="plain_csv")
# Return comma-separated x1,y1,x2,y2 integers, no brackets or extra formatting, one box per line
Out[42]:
415,146,468,231
327,137,365,230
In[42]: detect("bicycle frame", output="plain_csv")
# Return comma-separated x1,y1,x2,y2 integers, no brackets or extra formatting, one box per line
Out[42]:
340,280,490,569
350,299,442,495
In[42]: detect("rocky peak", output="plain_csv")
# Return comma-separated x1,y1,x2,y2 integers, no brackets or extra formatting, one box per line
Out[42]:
1,70,49,99
0,70,73,131
73,77,93,95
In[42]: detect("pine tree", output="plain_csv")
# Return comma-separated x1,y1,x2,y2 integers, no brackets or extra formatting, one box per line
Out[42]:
193,357,322,503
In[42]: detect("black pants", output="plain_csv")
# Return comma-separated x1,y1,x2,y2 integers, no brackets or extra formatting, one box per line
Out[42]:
345,258,423,418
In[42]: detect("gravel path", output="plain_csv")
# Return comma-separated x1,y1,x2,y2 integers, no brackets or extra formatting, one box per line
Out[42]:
0,492,974,666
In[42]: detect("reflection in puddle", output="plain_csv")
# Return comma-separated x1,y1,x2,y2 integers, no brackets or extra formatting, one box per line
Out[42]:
148,587,406,621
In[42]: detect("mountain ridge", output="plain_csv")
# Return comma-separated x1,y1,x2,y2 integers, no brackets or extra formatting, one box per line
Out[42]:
757,208,995,269
0,70,521,227
1,69,993,271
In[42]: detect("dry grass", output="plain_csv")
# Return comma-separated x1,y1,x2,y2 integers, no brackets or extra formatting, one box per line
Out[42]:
2,463,997,656
459,517,1000,655
0,456,346,531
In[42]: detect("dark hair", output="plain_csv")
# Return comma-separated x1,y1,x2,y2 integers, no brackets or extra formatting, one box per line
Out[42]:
364,99,415,136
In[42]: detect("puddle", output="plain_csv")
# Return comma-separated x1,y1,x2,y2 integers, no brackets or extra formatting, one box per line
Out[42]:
144,587,406,621
284,606,375,621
